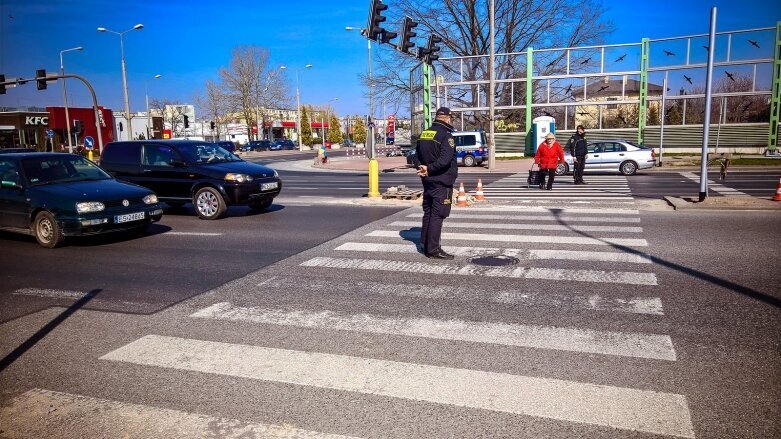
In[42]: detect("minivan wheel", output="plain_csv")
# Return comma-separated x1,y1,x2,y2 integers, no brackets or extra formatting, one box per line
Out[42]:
555,163,569,176
33,211,64,248
194,187,226,220
620,160,638,176
463,154,476,167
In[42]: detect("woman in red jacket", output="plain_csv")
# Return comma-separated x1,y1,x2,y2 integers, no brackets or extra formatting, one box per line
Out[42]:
534,132,565,190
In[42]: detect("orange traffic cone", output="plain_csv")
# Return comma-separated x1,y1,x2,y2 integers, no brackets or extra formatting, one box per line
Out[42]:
456,182,468,206
474,178,485,201
773,178,781,201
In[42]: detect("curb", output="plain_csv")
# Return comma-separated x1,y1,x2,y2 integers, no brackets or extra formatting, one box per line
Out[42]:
663,196,781,211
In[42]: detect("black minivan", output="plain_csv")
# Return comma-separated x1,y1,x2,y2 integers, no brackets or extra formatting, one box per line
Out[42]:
100,140,282,220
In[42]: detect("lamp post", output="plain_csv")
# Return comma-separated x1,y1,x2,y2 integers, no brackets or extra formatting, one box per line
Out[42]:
145,74,161,140
345,26,373,121
98,24,143,141
60,46,83,153
279,64,312,151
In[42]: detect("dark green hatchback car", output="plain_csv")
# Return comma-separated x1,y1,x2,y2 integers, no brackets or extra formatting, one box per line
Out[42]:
0,152,164,248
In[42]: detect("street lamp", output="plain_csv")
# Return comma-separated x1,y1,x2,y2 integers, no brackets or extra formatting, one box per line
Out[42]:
279,64,312,151
345,26,373,121
98,23,143,141
59,46,83,153
145,74,161,140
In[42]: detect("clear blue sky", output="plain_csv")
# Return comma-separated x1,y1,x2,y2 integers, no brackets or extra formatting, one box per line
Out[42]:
0,0,778,118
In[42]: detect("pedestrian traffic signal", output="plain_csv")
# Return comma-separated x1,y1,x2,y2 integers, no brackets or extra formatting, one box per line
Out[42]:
184,115,190,129
0,74,5,95
74,120,83,134
367,0,389,42
118,121,123,132
398,16,418,54
210,121,215,130
36,69,47,90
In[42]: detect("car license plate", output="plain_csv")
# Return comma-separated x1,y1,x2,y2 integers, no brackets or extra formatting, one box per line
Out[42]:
115,212,145,223
261,182,278,191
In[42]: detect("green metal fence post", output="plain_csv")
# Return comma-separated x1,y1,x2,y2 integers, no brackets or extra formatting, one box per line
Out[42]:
525,47,533,155
768,21,781,153
638,38,650,144
423,63,432,128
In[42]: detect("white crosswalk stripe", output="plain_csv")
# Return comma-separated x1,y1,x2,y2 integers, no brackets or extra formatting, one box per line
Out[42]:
367,230,649,247
407,212,642,223
101,335,694,438
0,389,357,439
388,220,644,233
474,174,636,200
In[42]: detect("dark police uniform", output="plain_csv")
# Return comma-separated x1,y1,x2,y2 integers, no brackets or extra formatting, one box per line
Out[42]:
567,129,588,184
415,113,457,257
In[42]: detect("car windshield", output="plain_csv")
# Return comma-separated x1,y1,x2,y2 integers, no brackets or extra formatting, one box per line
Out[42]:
176,143,241,164
22,155,112,186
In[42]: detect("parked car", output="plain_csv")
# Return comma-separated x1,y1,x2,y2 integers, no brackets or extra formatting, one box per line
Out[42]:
453,130,489,167
243,140,271,152
556,139,656,176
0,152,164,248
342,139,356,148
405,131,489,167
214,140,236,153
270,139,296,151
100,140,282,220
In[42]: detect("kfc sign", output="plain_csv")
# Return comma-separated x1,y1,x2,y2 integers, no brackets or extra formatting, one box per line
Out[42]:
25,116,49,126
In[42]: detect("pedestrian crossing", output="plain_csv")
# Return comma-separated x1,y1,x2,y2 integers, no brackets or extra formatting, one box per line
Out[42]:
1,197,698,437
473,173,636,201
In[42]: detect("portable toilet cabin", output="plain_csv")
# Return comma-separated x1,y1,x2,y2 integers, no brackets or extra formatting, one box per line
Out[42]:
527,116,556,155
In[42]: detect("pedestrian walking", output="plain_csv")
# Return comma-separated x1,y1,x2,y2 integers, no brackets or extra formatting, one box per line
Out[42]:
414,107,458,259
567,125,588,184
534,133,565,190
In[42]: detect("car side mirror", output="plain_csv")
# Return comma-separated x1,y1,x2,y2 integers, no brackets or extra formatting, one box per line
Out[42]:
169,159,187,168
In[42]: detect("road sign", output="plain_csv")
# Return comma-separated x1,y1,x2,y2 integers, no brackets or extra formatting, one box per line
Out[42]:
46,129,54,138
84,136,95,151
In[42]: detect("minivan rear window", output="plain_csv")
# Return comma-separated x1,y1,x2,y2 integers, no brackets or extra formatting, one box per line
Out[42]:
102,142,141,165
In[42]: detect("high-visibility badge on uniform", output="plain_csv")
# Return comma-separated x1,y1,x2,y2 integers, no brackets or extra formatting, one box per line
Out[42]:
449,138,455,147
420,130,436,140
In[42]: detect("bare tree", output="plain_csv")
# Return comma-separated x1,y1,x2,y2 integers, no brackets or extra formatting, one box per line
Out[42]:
149,98,188,137
219,45,290,140
194,80,229,139
369,0,614,128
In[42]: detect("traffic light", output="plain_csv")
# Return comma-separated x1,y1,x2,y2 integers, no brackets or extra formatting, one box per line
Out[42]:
74,120,83,134
398,17,417,54
210,121,215,130
184,115,190,129
36,69,47,90
0,74,5,95
367,0,389,42
426,35,442,62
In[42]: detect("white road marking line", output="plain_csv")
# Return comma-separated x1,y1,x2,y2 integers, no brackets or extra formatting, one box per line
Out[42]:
455,206,639,214
335,242,652,264
192,303,673,360
165,232,224,236
13,288,89,300
367,230,649,247
389,221,643,233
479,197,635,200
261,277,663,315
0,389,357,439
300,257,657,285
101,335,693,438
679,172,750,196
407,213,642,223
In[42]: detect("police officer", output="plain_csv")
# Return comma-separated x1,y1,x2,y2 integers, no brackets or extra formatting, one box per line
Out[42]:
567,125,588,184
414,107,458,259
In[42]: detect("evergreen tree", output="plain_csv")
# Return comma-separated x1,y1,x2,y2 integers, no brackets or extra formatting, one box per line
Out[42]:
328,114,343,144
353,116,367,144
300,106,313,146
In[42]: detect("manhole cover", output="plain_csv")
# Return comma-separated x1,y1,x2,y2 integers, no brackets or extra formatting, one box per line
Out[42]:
469,255,520,267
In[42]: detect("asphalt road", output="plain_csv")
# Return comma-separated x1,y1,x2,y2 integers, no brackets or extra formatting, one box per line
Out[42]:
1,151,779,438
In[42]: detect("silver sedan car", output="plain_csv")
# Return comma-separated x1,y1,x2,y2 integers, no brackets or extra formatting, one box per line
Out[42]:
556,139,656,176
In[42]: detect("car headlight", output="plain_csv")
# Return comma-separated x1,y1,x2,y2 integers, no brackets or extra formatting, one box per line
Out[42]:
143,194,159,205
225,173,254,183
76,202,105,213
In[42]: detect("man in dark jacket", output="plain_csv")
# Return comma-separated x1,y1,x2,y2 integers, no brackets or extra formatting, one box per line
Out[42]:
414,107,458,259
567,125,588,184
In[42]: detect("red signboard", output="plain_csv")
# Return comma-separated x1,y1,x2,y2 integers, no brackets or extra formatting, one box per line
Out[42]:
46,106,115,150
387,114,396,136
162,129,172,139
